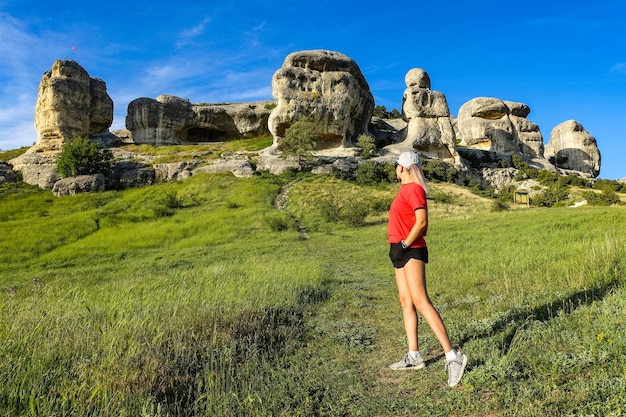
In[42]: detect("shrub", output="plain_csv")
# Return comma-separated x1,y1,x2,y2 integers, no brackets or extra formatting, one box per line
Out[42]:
278,117,316,161
582,190,622,206
356,135,377,159
354,161,390,185
372,105,401,119
163,191,184,209
421,159,458,183
593,179,625,193
266,213,298,232
56,137,113,177
532,185,569,207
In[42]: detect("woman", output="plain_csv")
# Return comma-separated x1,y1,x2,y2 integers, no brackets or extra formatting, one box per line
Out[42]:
387,151,467,387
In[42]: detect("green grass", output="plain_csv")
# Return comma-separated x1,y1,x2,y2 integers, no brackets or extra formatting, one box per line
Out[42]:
118,136,274,164
0,172,625,416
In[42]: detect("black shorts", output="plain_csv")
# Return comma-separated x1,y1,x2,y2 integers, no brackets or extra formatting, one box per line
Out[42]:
389,243,429,268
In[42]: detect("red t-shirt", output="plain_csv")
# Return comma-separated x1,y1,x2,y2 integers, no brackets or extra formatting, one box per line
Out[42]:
387,182,428,247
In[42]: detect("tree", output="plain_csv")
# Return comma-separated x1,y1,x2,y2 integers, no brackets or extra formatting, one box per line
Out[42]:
356,134,377,159
56,137,113,177
278,117,317,161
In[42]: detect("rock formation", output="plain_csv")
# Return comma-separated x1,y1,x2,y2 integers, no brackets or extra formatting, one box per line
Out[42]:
387,68,459,164
52,174,106,197
9,52,607,193
0,162,16,184
33,60,113,152
505,101,544,157
267,50,374,150
457,97,543,157
10,60,114,187
125,95,272,145
544,120,601,177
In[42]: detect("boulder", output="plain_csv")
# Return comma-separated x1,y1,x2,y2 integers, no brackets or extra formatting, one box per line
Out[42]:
126,95,196,145
480,167,540,195
8,152,59,189
154,161,199,181
457,97,543,157
107,161,155,189
255,148,301,175
126,96,272,145
386,68,459,163
544,120,601,177
0,162,16,184
52,174,106,196
192,156,254,178
268,50,374,150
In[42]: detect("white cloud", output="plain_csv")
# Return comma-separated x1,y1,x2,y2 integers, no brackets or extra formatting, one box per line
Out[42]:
609,63,626,74
176,17,213,47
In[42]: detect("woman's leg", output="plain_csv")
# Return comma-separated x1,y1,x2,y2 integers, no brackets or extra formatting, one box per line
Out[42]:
395,267,419,351
402,258,453,353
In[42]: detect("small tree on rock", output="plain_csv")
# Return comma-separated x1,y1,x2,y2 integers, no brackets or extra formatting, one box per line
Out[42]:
56,137,113,177
278,117,317,162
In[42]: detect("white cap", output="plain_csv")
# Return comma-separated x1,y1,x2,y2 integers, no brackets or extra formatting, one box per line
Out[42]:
397,151,421,168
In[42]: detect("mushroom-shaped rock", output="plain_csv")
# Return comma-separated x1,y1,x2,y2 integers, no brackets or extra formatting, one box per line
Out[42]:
457,97,543,157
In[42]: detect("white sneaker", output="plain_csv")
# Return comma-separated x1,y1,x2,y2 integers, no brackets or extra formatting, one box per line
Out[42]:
389,353,425,370
445,352,468,387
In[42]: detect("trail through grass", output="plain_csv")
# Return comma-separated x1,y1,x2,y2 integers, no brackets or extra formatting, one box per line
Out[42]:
0,173,624,416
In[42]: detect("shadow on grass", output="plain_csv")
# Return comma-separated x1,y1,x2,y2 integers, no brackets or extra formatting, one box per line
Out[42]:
460,274,624,359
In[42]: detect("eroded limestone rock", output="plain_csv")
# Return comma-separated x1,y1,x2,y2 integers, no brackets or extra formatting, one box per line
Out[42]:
268,50,374,150
544,120,601,177
457,97,543,157
11,60,113,188
126,96,272,145
387,68,459,163
33,60,113,152
52,174,106,196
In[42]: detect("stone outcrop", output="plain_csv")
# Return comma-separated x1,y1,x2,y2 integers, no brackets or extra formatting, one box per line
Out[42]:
33,60,113,152
126,95,272,145
457,97,543,157
544,120,601,177
0,162,16,184
10,60,114,188
52,174,106,196
192,156,254,178
107,161,155,189
268,50,374,150
9,152,59,189
386,68,459,163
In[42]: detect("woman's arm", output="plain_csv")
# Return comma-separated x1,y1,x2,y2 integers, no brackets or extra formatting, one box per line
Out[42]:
403,208,427,247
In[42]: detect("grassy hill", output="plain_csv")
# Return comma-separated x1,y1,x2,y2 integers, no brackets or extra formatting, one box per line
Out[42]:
0,150,625,416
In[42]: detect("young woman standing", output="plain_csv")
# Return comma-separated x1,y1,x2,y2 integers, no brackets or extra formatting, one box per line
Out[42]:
387,151,467,387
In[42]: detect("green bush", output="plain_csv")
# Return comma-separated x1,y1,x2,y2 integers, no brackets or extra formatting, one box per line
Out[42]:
56,137,113,177
354,161,390,185
372,105,401,119
532,185,570,207
356,135,377,159
582,190,622,206
421,159,458,183
278,117,316,161
593,178,626,193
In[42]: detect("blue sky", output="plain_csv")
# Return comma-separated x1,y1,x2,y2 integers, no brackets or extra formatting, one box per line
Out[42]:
1,0,625,180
